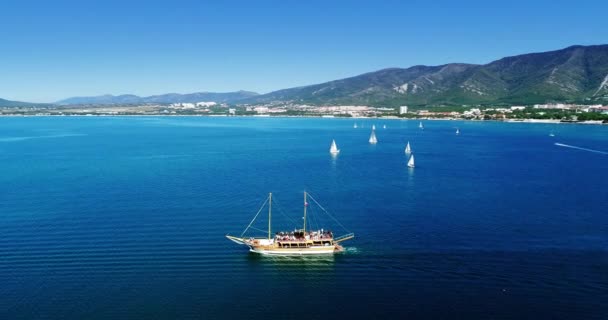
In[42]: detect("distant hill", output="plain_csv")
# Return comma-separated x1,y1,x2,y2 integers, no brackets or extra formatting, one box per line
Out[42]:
0,98,49,108
246,44,608,106
56,91,259,105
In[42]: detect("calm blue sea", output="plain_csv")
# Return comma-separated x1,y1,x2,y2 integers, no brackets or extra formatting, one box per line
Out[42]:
0,116,607,319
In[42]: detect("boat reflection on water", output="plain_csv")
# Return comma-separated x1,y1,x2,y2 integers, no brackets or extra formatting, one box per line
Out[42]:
330,149,339,169
247,252,337,264
244,249,355,275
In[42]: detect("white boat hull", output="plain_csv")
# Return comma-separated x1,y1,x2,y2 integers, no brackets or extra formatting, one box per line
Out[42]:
250,246,338,256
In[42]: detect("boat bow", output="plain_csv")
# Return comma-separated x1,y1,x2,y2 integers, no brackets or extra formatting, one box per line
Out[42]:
225,234,248,245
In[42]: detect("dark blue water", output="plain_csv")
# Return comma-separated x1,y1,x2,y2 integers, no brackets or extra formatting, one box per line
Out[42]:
1,117,607,319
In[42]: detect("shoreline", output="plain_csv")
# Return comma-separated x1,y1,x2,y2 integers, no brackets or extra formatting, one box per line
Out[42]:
0,113,607,125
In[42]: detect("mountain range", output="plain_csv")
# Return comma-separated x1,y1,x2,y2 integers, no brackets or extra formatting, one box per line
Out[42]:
2,44,608,108
55,91,259,105
0,98,51,108
245,44,608,107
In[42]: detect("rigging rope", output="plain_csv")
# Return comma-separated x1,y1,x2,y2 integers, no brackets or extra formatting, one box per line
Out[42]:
248,226,269,234
307,192,351,234
240,196,269,237
308,205,320,232
271,196,298,226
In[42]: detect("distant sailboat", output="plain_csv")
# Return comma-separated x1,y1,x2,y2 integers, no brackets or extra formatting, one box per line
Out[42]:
383,124,387,129
354,123,358,129
456,128,460,135
419,122,424,129
372,124,376,130
405,141,411,154
549,132,555,137
369,129,378,144
407,154,415,168
329,139,340,154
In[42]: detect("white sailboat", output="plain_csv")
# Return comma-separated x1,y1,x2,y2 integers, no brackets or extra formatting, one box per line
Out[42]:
419,122,424,129
354,123,358,129
329,139,340,154
383,124,387,129
456,128,460,135
405,141,411,154
407,154,415,168
372,124,376,130
369,129,378,144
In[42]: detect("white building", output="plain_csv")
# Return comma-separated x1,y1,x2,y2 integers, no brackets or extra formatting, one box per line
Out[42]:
533,103,575,110
254,106,269,113
196,102,217,107
463,108,482,117
588,105,608,114
399,106,408,114
169,103,196,109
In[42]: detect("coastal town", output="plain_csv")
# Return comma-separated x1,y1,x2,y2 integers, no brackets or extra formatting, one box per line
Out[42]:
2,101,608,123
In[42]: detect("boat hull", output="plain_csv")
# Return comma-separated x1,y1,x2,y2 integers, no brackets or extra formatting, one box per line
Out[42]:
250,246,339,256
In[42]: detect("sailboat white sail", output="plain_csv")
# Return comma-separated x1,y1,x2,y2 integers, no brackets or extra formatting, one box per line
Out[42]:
419,122,424,129
405,141,411,154
456,128,460,135
372,124,376,130
369,130,378,144
354,123,358,129
330,139,340,154
407,154,415,168
383,124,386,129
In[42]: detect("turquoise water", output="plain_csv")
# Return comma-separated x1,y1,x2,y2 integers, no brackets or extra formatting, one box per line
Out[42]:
1,117,607,319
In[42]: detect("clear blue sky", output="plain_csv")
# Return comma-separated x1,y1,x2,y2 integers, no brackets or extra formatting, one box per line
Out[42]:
1,0,607,102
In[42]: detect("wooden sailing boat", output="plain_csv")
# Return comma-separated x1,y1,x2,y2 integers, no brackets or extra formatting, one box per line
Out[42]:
405,141,411,154
407,154,415,168
226,192,354,256
329,139,340,154
369,129,378,144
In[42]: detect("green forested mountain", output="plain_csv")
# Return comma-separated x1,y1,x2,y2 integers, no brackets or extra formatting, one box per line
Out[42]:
247,45,608,106
6,45,608,108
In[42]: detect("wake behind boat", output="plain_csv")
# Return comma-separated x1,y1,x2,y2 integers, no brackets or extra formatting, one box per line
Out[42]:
226,192,354,256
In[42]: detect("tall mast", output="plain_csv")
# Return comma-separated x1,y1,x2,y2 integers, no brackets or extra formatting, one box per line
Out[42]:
303,192,307,233
268,193,272,240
